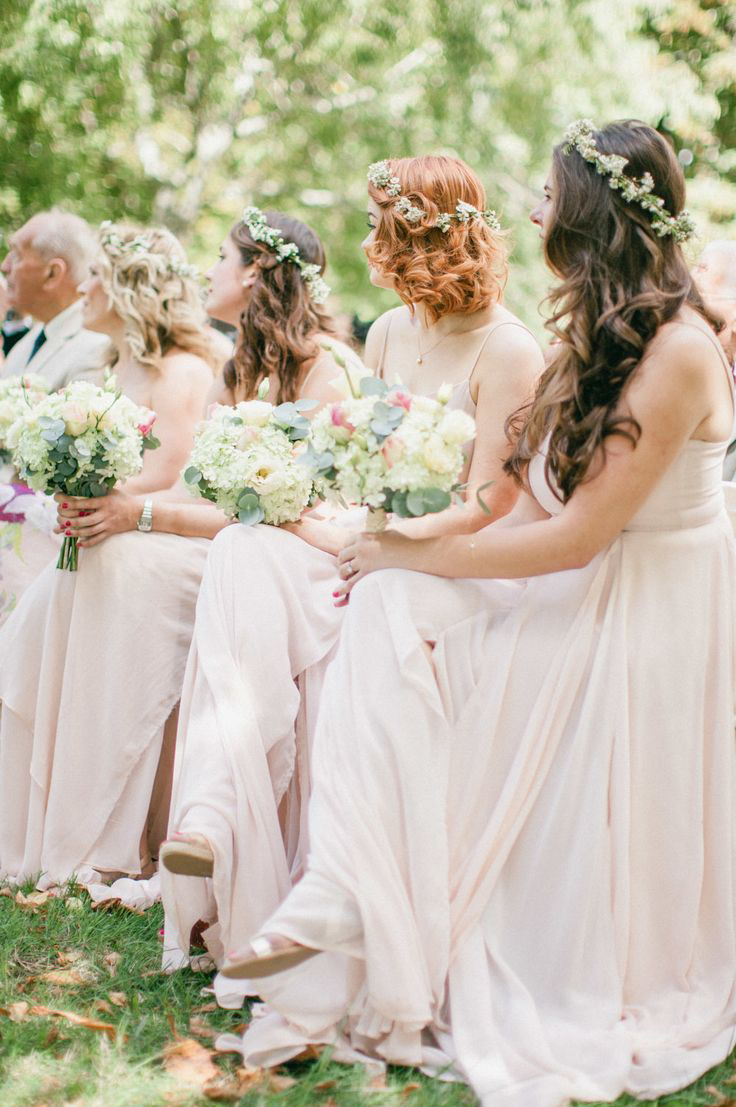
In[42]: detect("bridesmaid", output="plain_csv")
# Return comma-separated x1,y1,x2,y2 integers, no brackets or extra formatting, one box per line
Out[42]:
222,122,736,1106
0,210,346,890
158,154,543,995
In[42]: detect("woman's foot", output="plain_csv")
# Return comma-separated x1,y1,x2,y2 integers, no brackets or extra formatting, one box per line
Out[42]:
220,933,320,979
159,832,214,878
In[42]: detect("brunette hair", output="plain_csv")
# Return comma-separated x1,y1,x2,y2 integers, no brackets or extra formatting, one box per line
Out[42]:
98,225,218,373
224,212,338,403
505,120,711,500
366,155,508,323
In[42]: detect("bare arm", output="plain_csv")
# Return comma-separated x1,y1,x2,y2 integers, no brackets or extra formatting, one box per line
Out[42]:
334,324,730,595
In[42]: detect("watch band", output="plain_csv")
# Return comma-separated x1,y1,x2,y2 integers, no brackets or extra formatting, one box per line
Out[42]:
137,498,154,533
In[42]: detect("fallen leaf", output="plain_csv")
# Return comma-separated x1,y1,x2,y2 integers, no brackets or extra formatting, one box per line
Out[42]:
189,1015,217,1040
44,1025,60,1045
14,890,53,910
0,1001,30,1021
108,992,127,1007
103,952,122,977
25,1005,118,1040
703,1089,735,1106
92,1000,113,1015
37,965,98,987
368,1071,388,1091
402,1083,422,1098
57,950,84,966
314,1079,338,1092
90,898,144,917
0,887,13,897
267,1072,298,1092
163,1038,220,1090
295,1043,326,1061
192,1002,218,1014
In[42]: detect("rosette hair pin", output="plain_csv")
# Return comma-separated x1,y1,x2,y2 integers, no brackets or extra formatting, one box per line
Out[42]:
240,206,331,304
562,119,695,243
367,160,502,234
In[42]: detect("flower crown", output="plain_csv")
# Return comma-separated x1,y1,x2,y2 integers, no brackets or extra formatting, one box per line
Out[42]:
367,160,501,234
99,222,200,281
240,206,330,304
562,120,695,243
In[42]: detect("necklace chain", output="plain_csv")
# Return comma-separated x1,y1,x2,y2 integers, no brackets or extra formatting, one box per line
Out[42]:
416,327,463,365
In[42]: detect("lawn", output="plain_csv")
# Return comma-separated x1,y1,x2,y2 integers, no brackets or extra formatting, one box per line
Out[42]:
0,884,733,1106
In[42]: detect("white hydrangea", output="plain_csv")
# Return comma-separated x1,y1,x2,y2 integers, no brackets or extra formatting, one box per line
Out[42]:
183,399,314,526
0,374,49,460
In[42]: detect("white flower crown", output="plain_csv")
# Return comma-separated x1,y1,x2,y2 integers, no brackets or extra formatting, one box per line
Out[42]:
240,206,331,304
367,160,502,234
562,120,695,243
99,222,200,281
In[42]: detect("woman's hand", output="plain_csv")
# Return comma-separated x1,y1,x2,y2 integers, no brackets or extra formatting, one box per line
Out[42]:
334,529,412,605
55,489,144,548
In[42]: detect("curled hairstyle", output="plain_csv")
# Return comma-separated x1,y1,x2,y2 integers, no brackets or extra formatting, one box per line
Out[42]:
98,226,218,374
505,120,710,500
225,212,338,403
366,155,508,323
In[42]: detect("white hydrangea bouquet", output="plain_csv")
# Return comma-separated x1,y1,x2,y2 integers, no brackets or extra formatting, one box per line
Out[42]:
304,347,475,531
0,374,50,467
182,383,316,525
9,377,159,570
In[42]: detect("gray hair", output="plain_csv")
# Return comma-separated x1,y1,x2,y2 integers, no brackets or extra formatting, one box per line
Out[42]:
29,210,98,285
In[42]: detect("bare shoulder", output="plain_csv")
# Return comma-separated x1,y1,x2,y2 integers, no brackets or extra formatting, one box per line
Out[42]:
474,315,544,391
637,315,725,394
364,305,409,368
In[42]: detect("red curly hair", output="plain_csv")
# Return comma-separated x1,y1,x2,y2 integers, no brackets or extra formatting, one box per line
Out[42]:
366,155,508,323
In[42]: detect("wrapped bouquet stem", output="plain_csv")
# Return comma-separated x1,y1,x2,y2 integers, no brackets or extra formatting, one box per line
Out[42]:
9,378,159,571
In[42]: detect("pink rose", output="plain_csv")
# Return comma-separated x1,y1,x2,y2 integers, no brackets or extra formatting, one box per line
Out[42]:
381,435,405,467
137,410,156,437
389,389,412,411
330,405,355,432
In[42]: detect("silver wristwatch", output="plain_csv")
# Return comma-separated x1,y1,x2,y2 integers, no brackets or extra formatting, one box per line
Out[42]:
137,498,153,533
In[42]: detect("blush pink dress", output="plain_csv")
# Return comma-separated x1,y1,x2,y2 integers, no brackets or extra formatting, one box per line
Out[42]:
161,366,480,1003
221,345,736,1105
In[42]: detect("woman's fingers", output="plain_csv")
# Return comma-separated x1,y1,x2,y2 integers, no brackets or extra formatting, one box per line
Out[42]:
336,542,358,567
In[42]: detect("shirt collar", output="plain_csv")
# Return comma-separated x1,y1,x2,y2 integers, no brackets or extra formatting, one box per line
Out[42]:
41,299,84,342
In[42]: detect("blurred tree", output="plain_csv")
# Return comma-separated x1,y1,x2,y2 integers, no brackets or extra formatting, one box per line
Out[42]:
0,0,731,332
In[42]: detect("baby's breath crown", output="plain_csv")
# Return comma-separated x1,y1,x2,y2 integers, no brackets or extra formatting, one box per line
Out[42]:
99,222,200,281
240,206,330,304
562,119,695,243
367,160,501,235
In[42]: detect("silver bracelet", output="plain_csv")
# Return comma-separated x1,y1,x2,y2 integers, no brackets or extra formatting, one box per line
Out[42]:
137,498,153,533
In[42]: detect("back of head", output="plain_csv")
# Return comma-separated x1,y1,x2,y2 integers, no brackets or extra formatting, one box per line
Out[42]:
366,154,508,322
226,209,338,403
29,209,98,287
98,223,217,372
506,119,705,500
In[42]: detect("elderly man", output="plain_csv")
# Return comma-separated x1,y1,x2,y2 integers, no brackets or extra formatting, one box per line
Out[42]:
1,210,109,388
693,240,736,479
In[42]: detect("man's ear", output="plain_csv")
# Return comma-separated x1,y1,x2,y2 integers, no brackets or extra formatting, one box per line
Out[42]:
43,257,68,288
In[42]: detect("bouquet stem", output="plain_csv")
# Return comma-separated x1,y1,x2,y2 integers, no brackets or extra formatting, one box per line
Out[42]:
57,534,79,571
365,507,388,533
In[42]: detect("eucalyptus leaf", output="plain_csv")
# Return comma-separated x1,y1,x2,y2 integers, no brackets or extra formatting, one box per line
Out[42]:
183,466,202,485
360,377,387,397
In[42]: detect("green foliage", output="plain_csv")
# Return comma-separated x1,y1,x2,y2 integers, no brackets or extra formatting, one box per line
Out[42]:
0,0,733,335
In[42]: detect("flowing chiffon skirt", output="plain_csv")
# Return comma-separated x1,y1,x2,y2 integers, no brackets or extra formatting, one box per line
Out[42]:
224,444,736,1106
161,523,344,1000
0,530,209,887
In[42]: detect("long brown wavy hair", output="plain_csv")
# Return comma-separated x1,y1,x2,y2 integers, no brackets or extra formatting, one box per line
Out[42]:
224,212,339,402
366,155,508,323
505,120,711,501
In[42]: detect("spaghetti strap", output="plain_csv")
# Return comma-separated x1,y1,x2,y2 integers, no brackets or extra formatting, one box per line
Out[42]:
468,319,535,382
376,312,394,382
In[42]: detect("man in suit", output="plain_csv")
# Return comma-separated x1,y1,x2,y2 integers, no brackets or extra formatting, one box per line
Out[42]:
1,210,109,388
693,240,736,479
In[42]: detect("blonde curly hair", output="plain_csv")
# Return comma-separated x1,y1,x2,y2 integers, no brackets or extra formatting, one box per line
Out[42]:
97,224,219,373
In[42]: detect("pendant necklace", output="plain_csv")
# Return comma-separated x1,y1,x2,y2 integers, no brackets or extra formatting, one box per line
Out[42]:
416,327,462,365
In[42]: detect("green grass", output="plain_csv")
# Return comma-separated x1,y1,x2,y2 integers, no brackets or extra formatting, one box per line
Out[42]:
0,885,733,1106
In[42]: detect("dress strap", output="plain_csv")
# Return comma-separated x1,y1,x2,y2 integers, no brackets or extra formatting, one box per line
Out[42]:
376,312,394,382
468,320,534,382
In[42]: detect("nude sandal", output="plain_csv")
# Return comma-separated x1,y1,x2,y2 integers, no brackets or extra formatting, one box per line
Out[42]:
159,833,214,878
220,935,320,979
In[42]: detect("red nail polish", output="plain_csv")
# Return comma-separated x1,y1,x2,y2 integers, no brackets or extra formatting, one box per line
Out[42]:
332,590,340,597
62,502,68,508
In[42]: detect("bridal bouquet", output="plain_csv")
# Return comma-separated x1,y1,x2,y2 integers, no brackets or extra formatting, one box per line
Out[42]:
9,378,159,570
0,374,50,466
304,348,475,530
183,389,316,525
